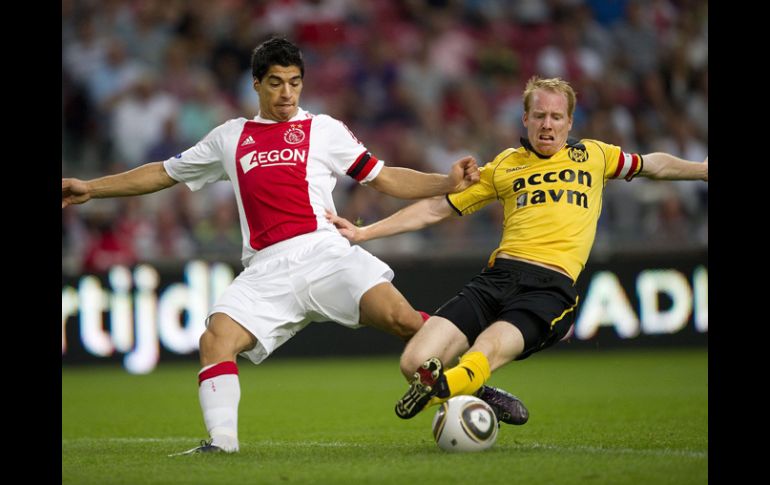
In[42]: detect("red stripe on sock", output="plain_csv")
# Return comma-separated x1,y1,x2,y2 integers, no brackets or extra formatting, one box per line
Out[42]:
198,361,239,385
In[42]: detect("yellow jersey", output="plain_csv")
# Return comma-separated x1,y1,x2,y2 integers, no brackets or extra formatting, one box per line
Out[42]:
447,138,642,282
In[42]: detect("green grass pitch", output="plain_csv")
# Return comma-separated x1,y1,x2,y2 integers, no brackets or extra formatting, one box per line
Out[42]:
62,348,707,484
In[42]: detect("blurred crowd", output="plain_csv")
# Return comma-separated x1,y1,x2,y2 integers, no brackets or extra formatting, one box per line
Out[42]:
62,0,708,275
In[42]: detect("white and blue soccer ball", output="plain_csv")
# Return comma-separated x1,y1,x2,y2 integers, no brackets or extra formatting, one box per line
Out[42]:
431,395,498,452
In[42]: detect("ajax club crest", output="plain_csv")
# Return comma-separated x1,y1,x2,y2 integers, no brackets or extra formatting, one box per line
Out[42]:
284,125,306,144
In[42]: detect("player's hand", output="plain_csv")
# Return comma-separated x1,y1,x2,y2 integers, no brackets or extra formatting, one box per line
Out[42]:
447,156,479,193
325,209,364,243
703,157,708,182
62,178,91,208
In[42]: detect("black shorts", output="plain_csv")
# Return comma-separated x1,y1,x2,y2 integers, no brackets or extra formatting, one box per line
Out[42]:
434,258,579,360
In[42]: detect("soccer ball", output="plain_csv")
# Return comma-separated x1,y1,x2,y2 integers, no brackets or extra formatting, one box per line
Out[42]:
431,395,498,452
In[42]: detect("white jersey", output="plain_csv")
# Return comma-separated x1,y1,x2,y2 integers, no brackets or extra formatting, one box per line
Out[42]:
163,108,384,267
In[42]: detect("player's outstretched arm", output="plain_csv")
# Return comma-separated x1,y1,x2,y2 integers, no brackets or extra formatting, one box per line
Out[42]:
326,196,455,243
639,153,708,182
368,156,479,199
62,162,178,208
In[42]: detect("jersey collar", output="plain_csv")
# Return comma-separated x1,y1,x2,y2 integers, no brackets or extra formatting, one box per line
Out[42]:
519,137,585,159
253,108,310,124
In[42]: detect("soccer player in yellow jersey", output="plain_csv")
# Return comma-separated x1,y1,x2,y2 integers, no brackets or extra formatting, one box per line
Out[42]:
327,76,708,423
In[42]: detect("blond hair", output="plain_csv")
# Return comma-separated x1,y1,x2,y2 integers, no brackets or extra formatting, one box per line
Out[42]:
523,76,577,118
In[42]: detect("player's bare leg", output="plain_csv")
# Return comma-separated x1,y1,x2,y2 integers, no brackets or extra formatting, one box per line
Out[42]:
173,313,257,455
465,321,529,424
396,318,529,425
358,282,425,341
399,316,469,380
466,321,525,371
199,313,257,367
393,317,468,418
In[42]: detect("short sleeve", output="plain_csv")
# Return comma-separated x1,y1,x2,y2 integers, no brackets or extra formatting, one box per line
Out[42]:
317,115,384,184
600,140,643,181
446,163,498,216
163,123,230,191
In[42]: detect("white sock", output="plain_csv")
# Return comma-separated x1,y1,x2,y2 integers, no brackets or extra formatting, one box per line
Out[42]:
198,362,241,452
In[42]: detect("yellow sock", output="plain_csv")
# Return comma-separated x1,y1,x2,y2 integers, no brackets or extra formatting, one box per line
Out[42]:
428,351,491,407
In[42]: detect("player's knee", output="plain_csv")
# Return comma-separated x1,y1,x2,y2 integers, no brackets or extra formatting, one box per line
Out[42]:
399,350,424,380
198,326,250,365
198,330,220,362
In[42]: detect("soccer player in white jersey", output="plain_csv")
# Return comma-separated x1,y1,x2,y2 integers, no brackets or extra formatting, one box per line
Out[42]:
62,37,490,455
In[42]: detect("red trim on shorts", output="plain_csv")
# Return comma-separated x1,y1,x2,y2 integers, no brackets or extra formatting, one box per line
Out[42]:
198,361,239,385
418,311,430,322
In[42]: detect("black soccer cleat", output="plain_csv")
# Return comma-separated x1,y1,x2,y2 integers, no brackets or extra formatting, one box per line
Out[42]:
475,385,529,425
168,439,224,457
395,357,449,419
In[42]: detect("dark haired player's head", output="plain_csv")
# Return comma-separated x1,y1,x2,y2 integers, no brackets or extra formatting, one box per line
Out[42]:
250,38,305,122
251,37,305,82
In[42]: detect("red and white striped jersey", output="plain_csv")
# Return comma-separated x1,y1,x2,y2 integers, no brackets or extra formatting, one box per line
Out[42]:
163,108,383,267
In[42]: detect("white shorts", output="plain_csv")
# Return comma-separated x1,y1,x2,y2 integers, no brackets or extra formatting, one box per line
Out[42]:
209,231,393,364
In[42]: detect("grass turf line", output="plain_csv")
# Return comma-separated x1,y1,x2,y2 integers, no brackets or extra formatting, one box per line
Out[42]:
62,348,707,485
